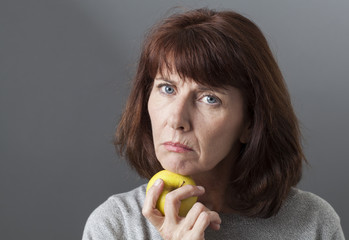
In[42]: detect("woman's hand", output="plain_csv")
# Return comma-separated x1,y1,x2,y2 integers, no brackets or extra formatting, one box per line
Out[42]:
142,179,221,240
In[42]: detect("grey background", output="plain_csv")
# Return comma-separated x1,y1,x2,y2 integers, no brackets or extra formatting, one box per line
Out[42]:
1,0,348,239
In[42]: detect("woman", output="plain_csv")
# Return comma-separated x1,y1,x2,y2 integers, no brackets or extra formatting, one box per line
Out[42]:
83,8,344,239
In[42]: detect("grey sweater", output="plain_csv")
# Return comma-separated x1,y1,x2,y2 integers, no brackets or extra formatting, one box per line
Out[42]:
82,184,345,240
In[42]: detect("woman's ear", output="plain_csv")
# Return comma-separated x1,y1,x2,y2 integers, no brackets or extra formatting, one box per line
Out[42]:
239,121,251,144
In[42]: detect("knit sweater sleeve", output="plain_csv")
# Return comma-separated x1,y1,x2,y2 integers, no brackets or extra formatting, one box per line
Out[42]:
331,225,345,240
82,195,126,240
82,184,162,240
296,190,344,240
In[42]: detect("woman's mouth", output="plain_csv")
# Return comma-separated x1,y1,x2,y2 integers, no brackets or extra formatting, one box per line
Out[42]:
163,142,193,153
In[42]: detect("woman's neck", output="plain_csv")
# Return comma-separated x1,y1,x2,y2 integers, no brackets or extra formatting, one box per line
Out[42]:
192,155,236,213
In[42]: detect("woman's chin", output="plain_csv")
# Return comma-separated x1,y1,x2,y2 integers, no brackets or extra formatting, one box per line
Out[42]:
161,162,193,176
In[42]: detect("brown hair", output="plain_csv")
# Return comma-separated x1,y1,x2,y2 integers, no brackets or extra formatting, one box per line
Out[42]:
115,8,305,218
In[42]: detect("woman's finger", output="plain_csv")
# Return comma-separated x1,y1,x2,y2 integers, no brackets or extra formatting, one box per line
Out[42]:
184,202,221,231
142,179,164,228
191,211,211,236
163,185,205,221
207,211,221,230
191,209,221,234
183,202,206,230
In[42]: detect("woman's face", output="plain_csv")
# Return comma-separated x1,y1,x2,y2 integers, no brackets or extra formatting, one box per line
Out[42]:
147,71,248,176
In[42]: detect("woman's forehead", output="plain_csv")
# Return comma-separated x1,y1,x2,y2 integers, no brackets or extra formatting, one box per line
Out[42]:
154,70,231,94
153,68,233,89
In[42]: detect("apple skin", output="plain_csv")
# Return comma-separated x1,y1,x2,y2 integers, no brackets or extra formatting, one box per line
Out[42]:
146,170,197,217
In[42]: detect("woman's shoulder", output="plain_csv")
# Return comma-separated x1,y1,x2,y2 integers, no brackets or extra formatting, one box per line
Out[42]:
278,187,344,239
87,184,147,220
82,184,160,240
285,188,339,219
207,188,345,239
107,184,147,208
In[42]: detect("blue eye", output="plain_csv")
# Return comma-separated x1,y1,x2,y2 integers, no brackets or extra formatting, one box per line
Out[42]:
203,95,220,105
204,96,218,104
162,85,175,94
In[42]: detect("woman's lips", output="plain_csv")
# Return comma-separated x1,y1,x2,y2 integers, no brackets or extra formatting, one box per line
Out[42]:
163,142,193,153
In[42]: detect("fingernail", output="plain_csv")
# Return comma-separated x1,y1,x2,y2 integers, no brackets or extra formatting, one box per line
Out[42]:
154,178,162,186
197,186,205,192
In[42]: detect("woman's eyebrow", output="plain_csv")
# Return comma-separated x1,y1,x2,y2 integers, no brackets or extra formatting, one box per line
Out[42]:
197,85,228,95
155,77,227,95
154,77,176,85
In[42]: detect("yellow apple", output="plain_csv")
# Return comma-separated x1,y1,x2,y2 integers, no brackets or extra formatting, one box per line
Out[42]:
146,170,197,217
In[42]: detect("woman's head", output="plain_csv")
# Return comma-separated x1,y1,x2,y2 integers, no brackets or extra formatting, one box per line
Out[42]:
116,8,305,217
148,70,248,176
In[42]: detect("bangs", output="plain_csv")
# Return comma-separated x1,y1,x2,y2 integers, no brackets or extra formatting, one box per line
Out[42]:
146,25,248,89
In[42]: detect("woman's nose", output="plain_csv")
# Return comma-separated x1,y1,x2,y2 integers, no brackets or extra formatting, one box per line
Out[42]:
167,98,191,132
